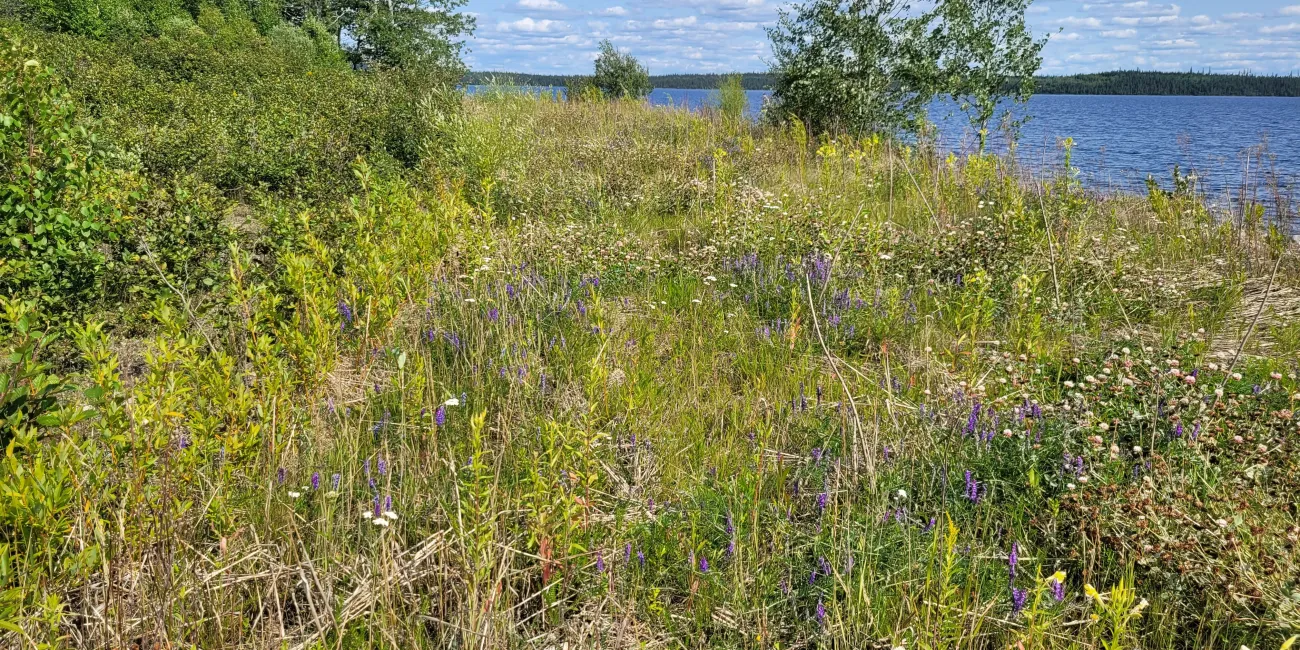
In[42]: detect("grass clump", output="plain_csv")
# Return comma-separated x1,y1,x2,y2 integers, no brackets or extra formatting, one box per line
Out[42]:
3,27,1300,650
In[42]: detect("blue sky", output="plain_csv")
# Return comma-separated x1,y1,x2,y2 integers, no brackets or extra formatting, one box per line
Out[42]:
461,1,1300,75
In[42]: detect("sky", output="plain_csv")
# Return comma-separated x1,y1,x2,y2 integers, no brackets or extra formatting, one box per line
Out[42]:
460,1,1300,75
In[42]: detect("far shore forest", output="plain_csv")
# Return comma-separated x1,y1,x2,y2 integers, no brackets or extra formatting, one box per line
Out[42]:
464,70,1300,97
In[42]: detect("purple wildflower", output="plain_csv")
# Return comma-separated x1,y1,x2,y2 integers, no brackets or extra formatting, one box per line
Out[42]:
965,470,979,503
311,472,320,490
1008,542,1019,579
435,406,446,427
637,550,645,566
277,467,286,484
331,473,341,490
377,458,387,476
965,402,981,435
596,552,605,573
816,599,826,625
817,492,828,513
1050,578,1065,602
699,556,709,573
1012,588,1028,613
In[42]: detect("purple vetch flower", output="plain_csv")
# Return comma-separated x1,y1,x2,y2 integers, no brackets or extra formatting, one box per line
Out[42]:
965,470,980,503
384,494,392,512
311,472,320,490
725,513,734,536
815,599,826,625
624,542,632,564
637,550,645,566
596,551,605,573
817,492,828,513
1012,588,1028,613
699,556,709,573
331,473,341,490
1050,578,1065,602
338,300,354,325
1173,422,1183,438
277,467,286,484
435,406,446,427
965,402,981,435
1191,422,1200,440
487,307,499,322
377,458,387,476
373,495,382,518
506,283,516,299
1008,542,1019,579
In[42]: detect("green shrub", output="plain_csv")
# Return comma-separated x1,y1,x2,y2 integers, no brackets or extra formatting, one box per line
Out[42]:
592,38,650,100
716,73,746,124
1,33,130,317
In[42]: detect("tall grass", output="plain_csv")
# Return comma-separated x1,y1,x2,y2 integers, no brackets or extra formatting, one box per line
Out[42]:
3,76,1300,650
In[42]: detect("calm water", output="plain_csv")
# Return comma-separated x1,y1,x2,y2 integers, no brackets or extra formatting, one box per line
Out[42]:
467,86,1300,223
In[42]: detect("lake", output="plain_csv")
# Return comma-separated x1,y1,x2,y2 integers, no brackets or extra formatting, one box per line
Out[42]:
468,86,1300,222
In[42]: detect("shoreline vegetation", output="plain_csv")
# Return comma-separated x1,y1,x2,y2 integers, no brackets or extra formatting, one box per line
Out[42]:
5,1,1300,648
463,70,1300,97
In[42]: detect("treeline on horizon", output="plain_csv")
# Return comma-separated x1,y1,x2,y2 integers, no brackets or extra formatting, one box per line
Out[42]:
465,70,1300,97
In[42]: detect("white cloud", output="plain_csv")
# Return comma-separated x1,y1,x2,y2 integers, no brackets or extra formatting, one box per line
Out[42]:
1101,29,1137,37
1050,31,1081,40
1281,6,1300,16
599,6,627,16
1059,16,1104,28
1153,38,1197,48
1260,23,1300,34
1224,12,1262,20
651,16,698,29
517,0,566,10
1067,52,1120,62
1190,15,1210,25
497,17,567,33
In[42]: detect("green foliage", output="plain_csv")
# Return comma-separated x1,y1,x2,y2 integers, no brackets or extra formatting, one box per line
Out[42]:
564,74,605,102
1,35,128,316
932,0,1046,151
592,38,650,100
344,0,473,74
766,0,937,135
0,299,76,448
767,0,1045,140
715,73,747,124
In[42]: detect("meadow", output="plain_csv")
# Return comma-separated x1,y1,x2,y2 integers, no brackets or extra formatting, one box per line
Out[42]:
4,28,1300,649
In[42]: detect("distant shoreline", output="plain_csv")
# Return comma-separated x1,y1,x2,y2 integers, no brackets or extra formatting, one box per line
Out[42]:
464,70,1300,98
